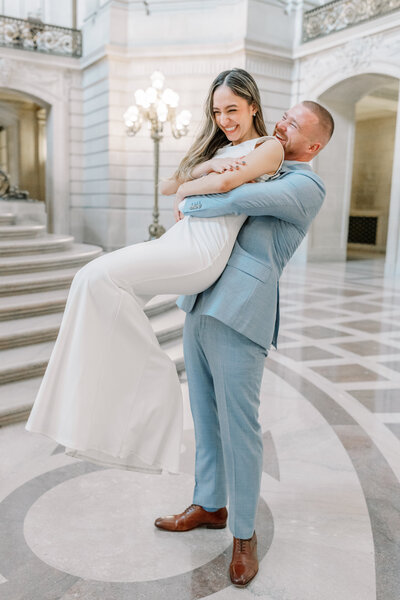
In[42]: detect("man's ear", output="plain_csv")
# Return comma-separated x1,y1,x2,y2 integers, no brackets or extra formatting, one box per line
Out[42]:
309,142,321,154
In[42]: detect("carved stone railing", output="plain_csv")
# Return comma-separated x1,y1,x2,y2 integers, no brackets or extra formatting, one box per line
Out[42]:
303,0,400,42
0,15,82,58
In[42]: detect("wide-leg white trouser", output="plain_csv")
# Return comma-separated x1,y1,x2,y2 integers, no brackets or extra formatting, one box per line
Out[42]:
25,214,246,473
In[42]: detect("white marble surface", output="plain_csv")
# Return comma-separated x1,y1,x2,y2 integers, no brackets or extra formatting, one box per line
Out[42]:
24,469,232,582
256,369,375,600
0,259,399,599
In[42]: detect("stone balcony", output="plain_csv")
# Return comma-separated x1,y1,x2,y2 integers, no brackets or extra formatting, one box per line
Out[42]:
303,0,400,43
0,14,82,58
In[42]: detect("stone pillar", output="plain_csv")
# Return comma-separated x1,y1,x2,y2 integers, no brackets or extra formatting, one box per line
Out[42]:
6,123,19,188
0,127,7,173
385,80,400,277
308,99,356,261
18,104,40,200
36,107,46,202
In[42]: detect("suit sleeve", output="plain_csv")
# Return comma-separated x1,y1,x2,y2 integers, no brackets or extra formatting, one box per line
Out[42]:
181,172,326,230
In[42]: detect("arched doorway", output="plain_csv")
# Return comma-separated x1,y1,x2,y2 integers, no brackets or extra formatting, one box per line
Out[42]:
306,73,400,275
347,82,398,260
0,56,73,236
0,88,47,203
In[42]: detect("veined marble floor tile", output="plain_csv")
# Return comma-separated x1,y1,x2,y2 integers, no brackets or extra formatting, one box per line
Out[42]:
334,301,384,313
344,319,400,334
380,360,400,373
311,363,387,383
0,258,399,600
289,325,351,339
335,340,400,356
350,388,400,412
287,307,348,320
277,345,339,361
311,287,370,297
386,424,400,439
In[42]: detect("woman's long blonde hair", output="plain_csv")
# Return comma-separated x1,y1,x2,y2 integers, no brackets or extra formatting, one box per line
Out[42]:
174,68,268,181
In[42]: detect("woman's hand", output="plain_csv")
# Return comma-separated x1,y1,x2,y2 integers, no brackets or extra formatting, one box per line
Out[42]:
174,187,186,222
209,156,246,174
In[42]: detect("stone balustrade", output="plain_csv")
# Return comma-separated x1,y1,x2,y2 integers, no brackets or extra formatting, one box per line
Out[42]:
303,0,400,42
0,14,82,58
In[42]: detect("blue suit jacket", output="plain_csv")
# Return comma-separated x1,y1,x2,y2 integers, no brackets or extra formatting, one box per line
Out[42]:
177,161,326,350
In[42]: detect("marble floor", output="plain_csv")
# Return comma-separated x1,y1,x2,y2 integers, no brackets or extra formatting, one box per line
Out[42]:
0,259,399,600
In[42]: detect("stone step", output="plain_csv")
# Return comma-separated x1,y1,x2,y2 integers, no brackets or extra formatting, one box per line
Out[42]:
0,337,184,425
0,224,46,238
0,289,69,321
0,377,42,426
163,338,185,373
0,341,52,384
0,233,74,256
0,312,63,349
149,307,185,344
0,243,103,274
144,294,180,318
0,212,15,225
0,298,183,349
0,288,178,322
0,268,79,296
0,325,185,386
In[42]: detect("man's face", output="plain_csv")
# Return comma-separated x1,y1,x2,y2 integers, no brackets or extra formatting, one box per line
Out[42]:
273,104,320,161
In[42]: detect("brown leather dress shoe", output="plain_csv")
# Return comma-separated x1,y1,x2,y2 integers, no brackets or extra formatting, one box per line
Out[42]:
229,531,258,587
154,504,227,532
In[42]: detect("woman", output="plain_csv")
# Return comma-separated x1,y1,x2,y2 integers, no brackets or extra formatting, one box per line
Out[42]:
25,69,284,474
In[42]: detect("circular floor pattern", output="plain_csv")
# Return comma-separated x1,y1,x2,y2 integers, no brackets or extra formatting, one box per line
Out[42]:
0,461,274,600
24,468,232,582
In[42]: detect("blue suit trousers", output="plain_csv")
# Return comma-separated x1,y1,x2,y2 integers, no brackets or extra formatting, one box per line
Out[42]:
183,311,267,539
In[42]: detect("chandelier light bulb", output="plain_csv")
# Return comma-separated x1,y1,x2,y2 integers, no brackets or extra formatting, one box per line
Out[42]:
177,109,191,127
145,86,157,105
162,88,179,108
123,105,139,126
134,89,146,107
150,70,165,90
157,101,168,123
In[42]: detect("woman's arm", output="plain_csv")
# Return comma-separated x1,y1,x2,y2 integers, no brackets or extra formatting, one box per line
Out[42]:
176,138,283,201
190,156,245,179
160,156,247,196
160,178,181,195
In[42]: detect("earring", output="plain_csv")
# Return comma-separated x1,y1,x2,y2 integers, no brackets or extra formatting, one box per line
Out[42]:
253,113,256,117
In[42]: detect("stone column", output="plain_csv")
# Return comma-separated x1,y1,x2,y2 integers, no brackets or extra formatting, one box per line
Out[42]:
385,80,400,277
0,127,7,173
307,99,356,261
36,107,46,202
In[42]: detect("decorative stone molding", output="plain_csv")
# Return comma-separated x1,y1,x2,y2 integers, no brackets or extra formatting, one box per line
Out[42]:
0,56,74,102
114,50,293,83
303,0,400,42
299,30,400,93
0,57,13,87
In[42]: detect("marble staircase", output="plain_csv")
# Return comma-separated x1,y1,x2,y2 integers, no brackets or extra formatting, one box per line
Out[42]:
0,209,185,426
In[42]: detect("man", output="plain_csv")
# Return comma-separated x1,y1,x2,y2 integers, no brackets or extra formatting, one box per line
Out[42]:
155,101,334,587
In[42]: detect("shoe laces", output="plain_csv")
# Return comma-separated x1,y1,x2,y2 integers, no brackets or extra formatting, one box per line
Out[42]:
234,537,249,553
184,504,198,514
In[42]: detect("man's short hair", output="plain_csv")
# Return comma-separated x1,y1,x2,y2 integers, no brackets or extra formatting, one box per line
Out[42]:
301,100,334,143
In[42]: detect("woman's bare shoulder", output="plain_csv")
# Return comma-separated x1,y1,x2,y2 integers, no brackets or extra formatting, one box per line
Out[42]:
254,136,283,153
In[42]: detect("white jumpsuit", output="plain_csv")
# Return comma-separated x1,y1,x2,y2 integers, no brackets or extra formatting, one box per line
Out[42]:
25,136,279,473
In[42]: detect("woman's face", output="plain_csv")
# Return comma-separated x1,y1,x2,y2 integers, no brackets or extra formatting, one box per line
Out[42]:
212,85,257,145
